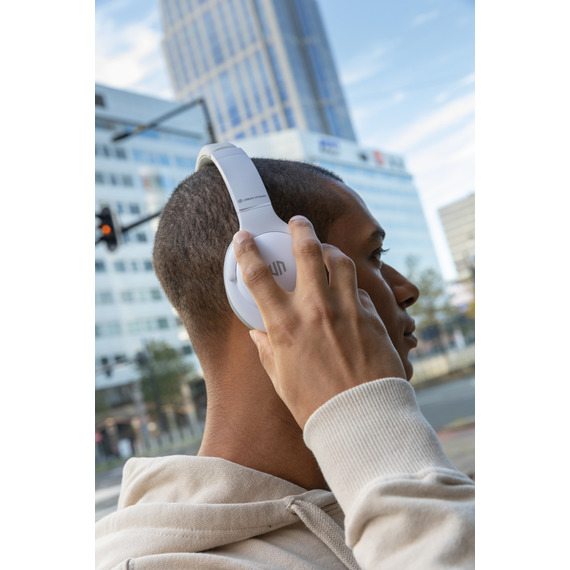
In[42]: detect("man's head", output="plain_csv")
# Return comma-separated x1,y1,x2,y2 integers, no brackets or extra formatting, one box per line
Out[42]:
153,158,346,354
154,156,419,378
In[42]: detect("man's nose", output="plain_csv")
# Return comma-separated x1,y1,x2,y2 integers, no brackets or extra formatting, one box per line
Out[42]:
383,265,420,309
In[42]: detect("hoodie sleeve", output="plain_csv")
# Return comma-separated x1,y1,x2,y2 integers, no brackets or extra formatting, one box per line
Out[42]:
303,377,475,570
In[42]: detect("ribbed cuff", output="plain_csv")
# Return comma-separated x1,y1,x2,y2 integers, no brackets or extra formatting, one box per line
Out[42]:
304,378,456,507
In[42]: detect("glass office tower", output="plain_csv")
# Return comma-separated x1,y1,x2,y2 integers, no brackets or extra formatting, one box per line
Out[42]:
160,0,356,142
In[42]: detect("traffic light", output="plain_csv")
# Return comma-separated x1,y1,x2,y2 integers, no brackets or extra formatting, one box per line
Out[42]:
97,206,123,251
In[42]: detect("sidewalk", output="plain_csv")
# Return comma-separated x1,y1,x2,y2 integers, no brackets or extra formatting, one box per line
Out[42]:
437,417,475,479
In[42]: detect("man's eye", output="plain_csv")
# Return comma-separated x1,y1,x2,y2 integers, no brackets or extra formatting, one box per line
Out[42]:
371,247,389,264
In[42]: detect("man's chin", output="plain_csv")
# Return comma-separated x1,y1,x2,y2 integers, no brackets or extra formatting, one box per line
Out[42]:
403,359,414,381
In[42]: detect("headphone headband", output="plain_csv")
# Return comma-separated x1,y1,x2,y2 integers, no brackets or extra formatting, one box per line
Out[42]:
196,143,287,235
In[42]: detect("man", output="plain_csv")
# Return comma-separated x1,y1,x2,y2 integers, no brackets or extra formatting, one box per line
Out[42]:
95,157,474,569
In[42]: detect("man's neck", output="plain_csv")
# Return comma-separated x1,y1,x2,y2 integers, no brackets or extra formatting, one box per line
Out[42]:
197,341,328,491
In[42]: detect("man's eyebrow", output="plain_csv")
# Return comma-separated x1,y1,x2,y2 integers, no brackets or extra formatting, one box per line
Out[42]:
368,226,386,243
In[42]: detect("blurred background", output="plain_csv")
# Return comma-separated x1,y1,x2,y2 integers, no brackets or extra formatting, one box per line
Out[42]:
94,0,475,521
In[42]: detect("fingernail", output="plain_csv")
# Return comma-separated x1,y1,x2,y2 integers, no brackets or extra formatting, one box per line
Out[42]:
233,230,250,246
249,330,259,347
289,215,308,223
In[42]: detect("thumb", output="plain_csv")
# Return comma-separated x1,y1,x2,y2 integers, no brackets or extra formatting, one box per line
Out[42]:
249,330,275,377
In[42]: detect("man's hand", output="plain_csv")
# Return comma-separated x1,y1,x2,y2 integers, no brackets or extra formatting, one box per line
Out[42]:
234,216,406,429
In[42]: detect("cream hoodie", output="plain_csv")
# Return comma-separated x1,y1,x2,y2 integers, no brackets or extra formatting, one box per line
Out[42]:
95,378,475,569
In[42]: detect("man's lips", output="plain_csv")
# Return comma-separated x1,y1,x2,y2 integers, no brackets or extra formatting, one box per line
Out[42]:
404,319,416,336
403,320,418,347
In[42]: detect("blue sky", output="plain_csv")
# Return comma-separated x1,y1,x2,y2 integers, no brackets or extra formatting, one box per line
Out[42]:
95,0,475,279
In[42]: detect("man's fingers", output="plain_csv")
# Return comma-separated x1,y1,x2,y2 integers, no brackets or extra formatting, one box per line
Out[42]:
234,231,286,307
288,216,329,291
249,329,276,379
322,244,358,299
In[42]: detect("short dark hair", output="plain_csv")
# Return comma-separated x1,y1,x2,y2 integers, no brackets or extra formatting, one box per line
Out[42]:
153,158,346,350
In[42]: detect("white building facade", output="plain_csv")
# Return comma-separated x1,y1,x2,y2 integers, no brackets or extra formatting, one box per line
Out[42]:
160,0,356,142
438,193,475,313
95,83,209,400
236,130,442,276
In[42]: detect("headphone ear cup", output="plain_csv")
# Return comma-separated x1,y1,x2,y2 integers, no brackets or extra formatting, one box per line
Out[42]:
223,232,297,332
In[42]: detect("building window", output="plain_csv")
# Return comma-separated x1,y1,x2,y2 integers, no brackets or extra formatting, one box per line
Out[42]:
157,318,169,329
255,51,274,107
239,0,257,44
114,261,126,272
122,175,134,187
143,260,153,271
217,3,235,57
95,94,105,107
284,107,296,128
150,289,162,300
115,147,127,160
267,43,288,103
235,62,252,119
183,27,200,79
244,56,263,113
220,71,240,127
96,290,114,304
135,233,148,243
192,20,209,73
121,290,134,302
95,260,106,272
203,10,223,65
95,321,122,338
228,0,246,49
95,171,104,184
129,203,141,215
272,113,281,130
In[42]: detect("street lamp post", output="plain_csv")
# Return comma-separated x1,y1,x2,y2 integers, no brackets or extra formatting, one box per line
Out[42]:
96,97,216,249
111,97,216,145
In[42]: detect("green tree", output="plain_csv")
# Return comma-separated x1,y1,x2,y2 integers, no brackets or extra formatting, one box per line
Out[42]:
95,389,111,424
405,256,459,351
135,341,194,425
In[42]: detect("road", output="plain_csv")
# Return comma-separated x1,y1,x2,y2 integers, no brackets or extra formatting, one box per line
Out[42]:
416,375,475,431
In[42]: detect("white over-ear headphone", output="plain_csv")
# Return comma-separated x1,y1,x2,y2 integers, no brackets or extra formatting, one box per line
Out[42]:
195,142,297,331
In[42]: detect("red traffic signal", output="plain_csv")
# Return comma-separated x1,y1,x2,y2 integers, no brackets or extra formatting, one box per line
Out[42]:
96,206,123,251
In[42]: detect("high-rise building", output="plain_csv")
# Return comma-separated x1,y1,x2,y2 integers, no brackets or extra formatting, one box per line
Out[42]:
438,193,475,280
236,130,442,276
160,0,356,142
95,83,209,421
438,193,475,313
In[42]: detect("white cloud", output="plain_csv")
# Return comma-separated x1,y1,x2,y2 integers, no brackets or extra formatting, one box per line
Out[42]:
382,92,475,153
339,43,394,87
95,5,172,98
460,72,475,86
410,10,439,28
406,119,475,176
351,89,408,125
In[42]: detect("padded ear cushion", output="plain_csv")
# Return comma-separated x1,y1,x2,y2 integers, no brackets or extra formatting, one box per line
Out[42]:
223,232,297,331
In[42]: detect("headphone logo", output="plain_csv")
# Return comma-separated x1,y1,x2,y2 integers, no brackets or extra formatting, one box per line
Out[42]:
269,260,287,276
